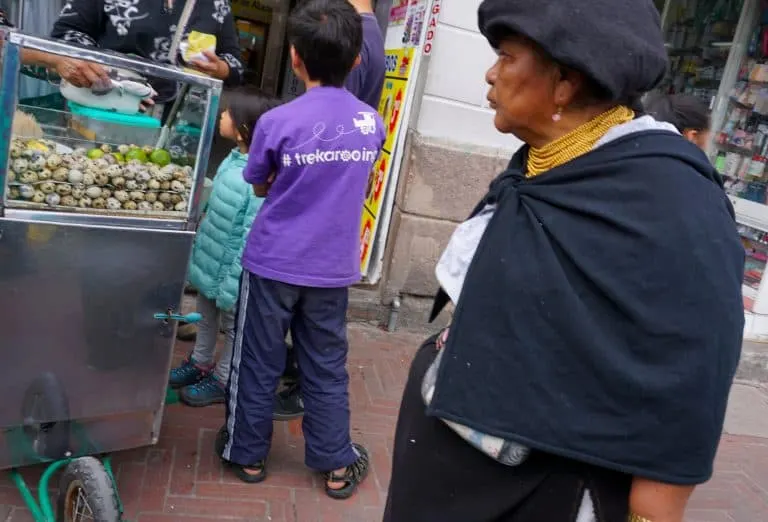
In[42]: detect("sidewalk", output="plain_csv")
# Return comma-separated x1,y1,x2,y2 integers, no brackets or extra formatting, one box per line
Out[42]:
0,324,767,521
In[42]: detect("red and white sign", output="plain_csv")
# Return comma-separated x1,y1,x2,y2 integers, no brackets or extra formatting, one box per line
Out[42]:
423,0,441,55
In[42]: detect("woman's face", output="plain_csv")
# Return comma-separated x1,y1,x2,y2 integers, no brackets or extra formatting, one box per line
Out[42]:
485,37,560,143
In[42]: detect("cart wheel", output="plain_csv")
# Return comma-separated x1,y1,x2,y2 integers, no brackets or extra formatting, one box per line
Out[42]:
21,372,70,460
57,457,120,522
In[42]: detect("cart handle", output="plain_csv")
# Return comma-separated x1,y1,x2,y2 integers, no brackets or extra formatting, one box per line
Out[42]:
153,312,202,323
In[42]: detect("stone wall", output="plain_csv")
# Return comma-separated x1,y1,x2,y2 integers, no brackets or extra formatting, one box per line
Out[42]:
348,130,516,331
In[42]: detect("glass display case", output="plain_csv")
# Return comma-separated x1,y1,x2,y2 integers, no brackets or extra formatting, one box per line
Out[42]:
0,32,219,225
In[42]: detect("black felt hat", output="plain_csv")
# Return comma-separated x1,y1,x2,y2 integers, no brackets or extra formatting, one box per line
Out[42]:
478,0,668,103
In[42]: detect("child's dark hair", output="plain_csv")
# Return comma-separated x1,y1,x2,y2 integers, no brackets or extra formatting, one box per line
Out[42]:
221,86,281,146
287,0,363,87
643,93,710,133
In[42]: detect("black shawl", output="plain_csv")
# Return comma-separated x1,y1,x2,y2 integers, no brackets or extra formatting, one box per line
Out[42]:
428,130,744,485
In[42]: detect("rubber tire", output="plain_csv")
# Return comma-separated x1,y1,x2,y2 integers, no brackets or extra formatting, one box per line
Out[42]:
20,372,70,460
57,457,120,522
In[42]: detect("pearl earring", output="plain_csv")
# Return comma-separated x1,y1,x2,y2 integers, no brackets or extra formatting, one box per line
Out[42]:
552,107,563,122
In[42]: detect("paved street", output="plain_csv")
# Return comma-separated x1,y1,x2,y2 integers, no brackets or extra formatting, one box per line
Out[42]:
1,324,767,521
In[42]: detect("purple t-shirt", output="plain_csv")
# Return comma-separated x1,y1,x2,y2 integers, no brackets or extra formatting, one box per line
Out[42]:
243,86,385,287
344,13,385,109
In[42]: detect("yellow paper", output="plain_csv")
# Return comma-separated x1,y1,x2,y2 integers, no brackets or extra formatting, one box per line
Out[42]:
184,31,217,63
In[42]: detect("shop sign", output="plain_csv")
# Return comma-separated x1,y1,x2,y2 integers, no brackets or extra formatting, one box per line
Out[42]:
359,47,415,273
423,0,441,55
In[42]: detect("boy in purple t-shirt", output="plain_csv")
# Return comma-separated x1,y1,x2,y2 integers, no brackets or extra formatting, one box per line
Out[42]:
220,0,385,500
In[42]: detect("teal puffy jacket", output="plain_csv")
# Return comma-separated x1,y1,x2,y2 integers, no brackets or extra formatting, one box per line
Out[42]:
187,149,263,311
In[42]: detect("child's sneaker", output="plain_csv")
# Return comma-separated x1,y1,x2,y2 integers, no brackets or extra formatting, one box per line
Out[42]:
179,374,226,407
169,357,208,389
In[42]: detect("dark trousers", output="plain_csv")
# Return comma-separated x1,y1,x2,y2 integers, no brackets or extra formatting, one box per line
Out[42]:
222,271,357,471
383,336,632,522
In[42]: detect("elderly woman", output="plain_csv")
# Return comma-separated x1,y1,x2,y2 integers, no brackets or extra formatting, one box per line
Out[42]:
383,2,744,522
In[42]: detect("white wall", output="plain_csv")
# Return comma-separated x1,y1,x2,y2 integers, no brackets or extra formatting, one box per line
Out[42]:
415,0,522,153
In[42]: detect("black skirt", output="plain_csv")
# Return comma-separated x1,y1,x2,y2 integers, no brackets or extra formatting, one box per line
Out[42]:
383,336,632,522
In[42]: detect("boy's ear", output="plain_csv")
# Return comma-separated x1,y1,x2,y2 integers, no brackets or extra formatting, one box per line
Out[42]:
352,54,362,70
290,46,301,72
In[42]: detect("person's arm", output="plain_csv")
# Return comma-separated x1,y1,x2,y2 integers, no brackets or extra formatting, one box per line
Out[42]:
629,478,694,522
46,0,110,87
244,119,278,196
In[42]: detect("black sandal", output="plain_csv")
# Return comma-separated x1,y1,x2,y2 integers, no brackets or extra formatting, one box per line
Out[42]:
324,443,370,500
214,425,268,484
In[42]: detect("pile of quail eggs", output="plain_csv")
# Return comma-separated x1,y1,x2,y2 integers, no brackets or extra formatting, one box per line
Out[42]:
5,140,194,214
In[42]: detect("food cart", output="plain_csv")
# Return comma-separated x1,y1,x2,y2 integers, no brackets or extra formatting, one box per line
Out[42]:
0,29,220,522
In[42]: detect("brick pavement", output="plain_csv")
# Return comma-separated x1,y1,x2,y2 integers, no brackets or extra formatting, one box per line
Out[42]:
1,324,767,521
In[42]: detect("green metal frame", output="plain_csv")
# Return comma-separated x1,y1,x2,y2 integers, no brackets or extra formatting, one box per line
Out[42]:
8,455,124,522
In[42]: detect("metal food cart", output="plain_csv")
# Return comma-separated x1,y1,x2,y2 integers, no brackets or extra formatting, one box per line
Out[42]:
0,30,221,522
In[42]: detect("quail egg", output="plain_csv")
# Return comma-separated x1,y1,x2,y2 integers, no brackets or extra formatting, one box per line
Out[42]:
100,144,112,153
78,197,93,208
148,165,161,177
117,144,130,155
147,179,161,190
127,159,143,168
164,201,174,210
103,153,117,165
19,171,38,184
56,183,72,196
145,191,157,203
125,179,138,190
85,186,102,198
106,197,121,210
67,169,84,184
94,172,109,186
72,147,87,157
31,190,45,204
105,165,122,178
9,142,23,158
122,200,138,211
183,177,193,189
174,201,187,211
172,170,186,181
28,155,47,171
8,187,20,199
93,158,110,170
19,184,35,199
60,195,77,207
135,170,151,183
121,167,136,180
142,145,154,155
38,168,52,181
129,190,145,201
170,180,184,192
158,192,171,203
114,190,129,202
92,197,106,209
182,166,193,175
6,171,15,183
45,193,60,206
137,182,148,191
100,188,112,199
170,193,183,205
46,154,62,169
137,201,152,211
12,158,29,173
111,176,126,188
82,172,95,186
160,181,171,191
71,186,85,199
152,201,165,211
39,181,56,194
52,168,69,182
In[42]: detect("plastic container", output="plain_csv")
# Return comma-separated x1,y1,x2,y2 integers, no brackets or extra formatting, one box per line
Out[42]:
67,102,161,147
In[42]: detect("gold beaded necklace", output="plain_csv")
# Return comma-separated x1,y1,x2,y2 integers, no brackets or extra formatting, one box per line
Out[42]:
526,105,635,178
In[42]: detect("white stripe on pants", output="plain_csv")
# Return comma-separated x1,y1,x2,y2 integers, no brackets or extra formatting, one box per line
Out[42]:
223,273,250,461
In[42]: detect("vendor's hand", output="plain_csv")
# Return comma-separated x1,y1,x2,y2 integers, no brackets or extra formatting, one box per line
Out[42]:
436,327,450,350
139,97,155,113
190,50,229,81
54,57,110,88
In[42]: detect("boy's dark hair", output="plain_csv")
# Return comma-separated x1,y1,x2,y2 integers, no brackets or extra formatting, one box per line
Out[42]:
643,93,710,133
222,86,281,147
287,0,363,87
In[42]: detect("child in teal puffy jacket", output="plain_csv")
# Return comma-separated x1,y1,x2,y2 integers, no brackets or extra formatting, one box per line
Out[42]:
169,87,281,406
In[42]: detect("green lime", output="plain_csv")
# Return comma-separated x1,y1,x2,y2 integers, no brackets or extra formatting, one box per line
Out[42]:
87,148,105,159
125,149,148,163
149,149,172,167
112,153,125,164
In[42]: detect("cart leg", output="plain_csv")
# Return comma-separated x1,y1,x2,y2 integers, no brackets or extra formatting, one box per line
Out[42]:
9,458,69,522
